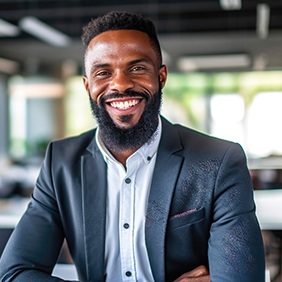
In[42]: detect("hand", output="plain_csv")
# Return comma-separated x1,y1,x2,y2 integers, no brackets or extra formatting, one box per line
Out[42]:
173,265,210,282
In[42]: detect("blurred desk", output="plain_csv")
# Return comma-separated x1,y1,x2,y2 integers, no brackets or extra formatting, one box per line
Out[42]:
52,264,78,280
254,189,282,282
254,189,282,230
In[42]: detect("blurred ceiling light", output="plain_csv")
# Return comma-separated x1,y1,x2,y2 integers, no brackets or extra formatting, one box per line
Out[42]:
177,54,251,71
0,18,20,36
256,3,270,39
10,81,64,98
219,0,241,10
0,57,20,74
19,16,71,47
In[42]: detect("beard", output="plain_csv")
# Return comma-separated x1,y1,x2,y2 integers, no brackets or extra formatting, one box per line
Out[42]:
89,89,162,153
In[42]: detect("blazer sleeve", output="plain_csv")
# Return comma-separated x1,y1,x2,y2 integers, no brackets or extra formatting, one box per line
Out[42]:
208,143,265,281
0,143,75,282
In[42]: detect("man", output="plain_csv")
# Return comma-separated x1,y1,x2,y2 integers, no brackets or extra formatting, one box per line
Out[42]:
0,11,265,281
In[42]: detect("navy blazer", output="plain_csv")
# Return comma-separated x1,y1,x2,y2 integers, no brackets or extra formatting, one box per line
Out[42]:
0,117,265,281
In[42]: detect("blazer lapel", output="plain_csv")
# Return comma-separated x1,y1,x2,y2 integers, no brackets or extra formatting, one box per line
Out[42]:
145,117,184,281
81,138,107,281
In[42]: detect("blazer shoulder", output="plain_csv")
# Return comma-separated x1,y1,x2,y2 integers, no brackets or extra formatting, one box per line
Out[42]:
162,118,243,158
178,124,232,146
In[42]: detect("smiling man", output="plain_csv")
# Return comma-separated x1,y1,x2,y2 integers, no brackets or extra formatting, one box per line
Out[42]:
0,11,265,282
83,28,166,165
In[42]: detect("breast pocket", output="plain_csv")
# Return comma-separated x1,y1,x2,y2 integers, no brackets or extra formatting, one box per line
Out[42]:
166,207,209,280
168,207,206,230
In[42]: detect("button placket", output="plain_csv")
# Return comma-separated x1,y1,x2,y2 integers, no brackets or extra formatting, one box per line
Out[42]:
119,168,136,281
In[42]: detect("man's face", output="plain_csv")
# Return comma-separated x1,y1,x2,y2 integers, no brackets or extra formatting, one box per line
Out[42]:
83,29,167,130
83,29,167,152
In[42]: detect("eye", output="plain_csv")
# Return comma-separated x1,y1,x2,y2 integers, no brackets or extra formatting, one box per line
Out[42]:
131,66,146,72
96,70,111,77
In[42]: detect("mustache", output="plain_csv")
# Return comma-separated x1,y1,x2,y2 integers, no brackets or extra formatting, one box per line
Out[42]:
99,90,149,106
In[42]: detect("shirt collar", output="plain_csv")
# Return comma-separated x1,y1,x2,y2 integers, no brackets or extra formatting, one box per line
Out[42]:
95,116,162,165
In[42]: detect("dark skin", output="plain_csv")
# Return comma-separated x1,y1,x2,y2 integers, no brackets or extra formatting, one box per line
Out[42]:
83,29,210,281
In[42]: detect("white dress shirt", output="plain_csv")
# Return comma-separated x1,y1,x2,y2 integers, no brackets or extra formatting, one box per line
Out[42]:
96,119,162,282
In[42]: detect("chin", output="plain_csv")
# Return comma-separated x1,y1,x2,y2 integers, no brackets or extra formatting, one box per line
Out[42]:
114,114,140,128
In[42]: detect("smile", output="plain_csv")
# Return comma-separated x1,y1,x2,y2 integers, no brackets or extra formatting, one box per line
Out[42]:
109,99,141,110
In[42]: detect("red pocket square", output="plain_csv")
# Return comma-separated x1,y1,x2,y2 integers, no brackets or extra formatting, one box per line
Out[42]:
171,208,197,219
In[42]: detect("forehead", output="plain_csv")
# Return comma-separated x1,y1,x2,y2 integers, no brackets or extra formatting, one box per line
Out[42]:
86,29,157,61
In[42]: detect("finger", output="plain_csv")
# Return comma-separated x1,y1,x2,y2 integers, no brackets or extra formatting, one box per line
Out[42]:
174,274,210,282
173,266,210,282
186,265,209,277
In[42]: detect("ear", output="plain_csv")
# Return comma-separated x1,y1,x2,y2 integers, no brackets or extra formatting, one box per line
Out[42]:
82,75,89,93
159,65,168,89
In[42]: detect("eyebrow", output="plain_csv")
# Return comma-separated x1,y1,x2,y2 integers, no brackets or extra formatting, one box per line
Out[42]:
128,58,153,65
90,63,110,74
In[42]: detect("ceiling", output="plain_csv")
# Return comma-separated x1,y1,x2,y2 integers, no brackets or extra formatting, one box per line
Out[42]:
0,0,282,76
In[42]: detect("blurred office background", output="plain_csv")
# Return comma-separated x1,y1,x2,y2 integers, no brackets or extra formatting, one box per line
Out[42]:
1,0,282,280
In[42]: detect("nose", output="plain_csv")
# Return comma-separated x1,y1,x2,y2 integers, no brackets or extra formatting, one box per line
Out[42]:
109,70,134,93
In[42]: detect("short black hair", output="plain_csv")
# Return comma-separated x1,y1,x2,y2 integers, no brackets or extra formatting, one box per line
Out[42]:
81,11,162,65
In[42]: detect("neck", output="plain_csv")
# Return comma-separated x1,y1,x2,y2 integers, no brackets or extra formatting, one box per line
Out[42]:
109,148,137,167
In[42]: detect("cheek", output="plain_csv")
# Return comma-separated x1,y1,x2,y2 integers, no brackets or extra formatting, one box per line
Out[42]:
137,76,159,93
88,83,107,104
144,79,160,98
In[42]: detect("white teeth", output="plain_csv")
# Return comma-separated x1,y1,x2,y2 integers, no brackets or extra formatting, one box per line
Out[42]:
110,99,139,110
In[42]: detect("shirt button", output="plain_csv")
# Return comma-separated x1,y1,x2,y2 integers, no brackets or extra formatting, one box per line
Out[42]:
123,223,130,229
125,178,131,184
125,271,132,277
147,156,152,161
